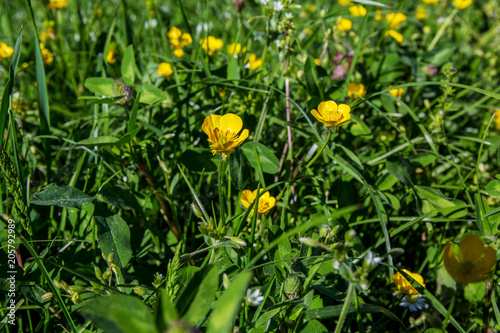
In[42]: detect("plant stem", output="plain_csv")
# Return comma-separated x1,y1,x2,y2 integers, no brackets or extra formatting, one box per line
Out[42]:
442,294,456,331
428,9,458,51
218,157,226,227
335,283,354,333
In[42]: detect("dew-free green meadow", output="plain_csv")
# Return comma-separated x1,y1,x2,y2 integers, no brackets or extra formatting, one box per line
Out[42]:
1,0,499,332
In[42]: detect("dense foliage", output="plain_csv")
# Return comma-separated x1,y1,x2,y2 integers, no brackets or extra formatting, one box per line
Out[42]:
1,0,499,332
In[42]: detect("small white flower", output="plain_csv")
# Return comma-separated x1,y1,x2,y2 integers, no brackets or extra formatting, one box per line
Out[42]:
273,1,284,11
285,13,293,19
246,289,264,306
259,0,269,5
399,295,429,312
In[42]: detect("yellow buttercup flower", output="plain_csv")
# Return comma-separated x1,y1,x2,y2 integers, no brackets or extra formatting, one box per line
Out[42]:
385,12,407,29
173,48,184,58
337,18,352,32
157,62,173,77
347,82,366,99
349,5,367,17
423,0,439,4
374,10,383,21
167,27,182,42
442,234,497,286
494,110,500,130
200,36,223,56
106,50,116,64
454,0,473,9
0,42,14,59
314,58,320,66
180,33,192,47
202,113,249,159
247,53,262,70
337,0,350,6
227,43,246,56
416,6,428,20
240,189,276,215
310,101,351,127
388,85,404,98
39,43,54,64
393,269,425,298
47,0,68,9
385,29,404,43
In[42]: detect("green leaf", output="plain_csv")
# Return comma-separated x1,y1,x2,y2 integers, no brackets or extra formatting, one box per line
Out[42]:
208,272,252,333
305,56,321,99
386,156,414,187
241,142,280,174
300,320,328,333
136,84,165,105
464,281,486,304
84,77,115,97
31,184,94,209
82,294,158,333
349,115,372,137
227,58,240,81
229,149,251,190
97,184,141,211
122,45,136,86
415,186,468,218
0,27,22,146
486,179,500,196
182,266,219,325
304,303,403,326
155,290,179,332
75,127,140,147
422,44,456,67
175,265,217,318
179,148,218,173
94,204,132,268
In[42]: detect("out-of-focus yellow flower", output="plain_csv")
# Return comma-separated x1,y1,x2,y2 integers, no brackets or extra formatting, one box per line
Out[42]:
157,62,173,77
314,58,320,66
375,10,383,21
347,82,366,99
227,43,246,55
423,0,439,4
310,100,351,127
388,85,404,98
495,110,500,130
0,42,14,59
106,50,116,64
442,234,497,286
200,36,223,55
337,0,351,6
349,5,367,16
247,53,262,70
416,6,428,20
167,27,182,42
39,43,54,64
39,27,56,42
180,33,192,47
22,62,29,68
240,189,276,215
393,269,425,298
454,0,472,9
337,18,352,32
385,29,404,43
48,0,68,9
173,48,184,58
202,113,249,159
385,12,407,29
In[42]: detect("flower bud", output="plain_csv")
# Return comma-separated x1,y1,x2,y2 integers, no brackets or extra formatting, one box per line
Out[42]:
157,156,169,174
298,237,321,247
69,285,85,294
94,266,102,280
133,286,148,296
283,274,301,299
41,292,53,301
190,203,203,218
228,236,247,247
223,273,231,289
53,280,62,289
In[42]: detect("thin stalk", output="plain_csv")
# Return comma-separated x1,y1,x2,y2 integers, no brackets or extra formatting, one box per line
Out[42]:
335,283,354,333
218,157,225,226
428,9,458,51
442,294,456,331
